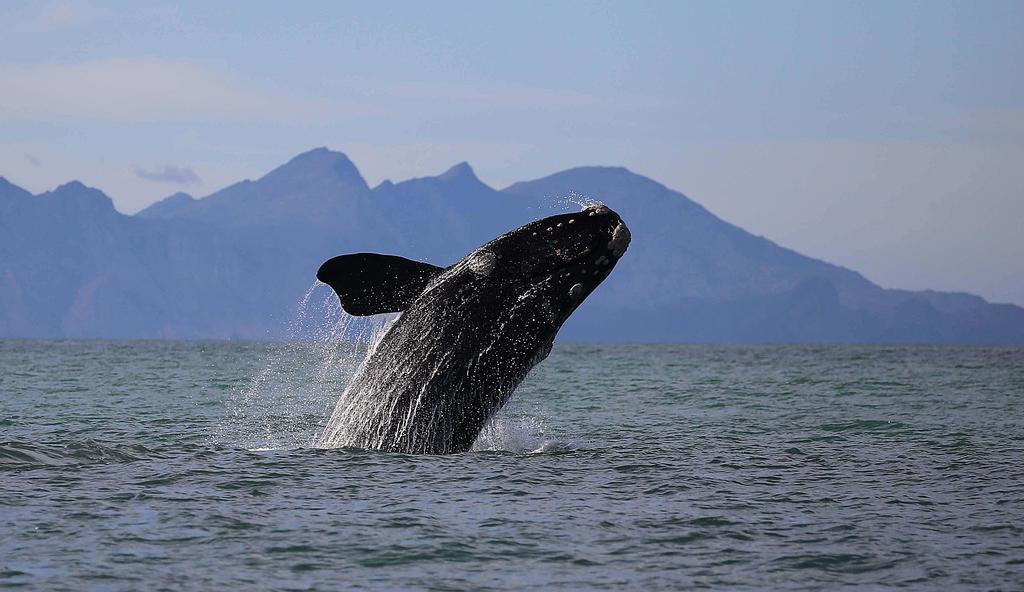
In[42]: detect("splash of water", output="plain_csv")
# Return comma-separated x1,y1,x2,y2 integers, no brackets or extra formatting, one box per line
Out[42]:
216,280,393,450
218,279,562,454
472,414,556,453
545,191,601,213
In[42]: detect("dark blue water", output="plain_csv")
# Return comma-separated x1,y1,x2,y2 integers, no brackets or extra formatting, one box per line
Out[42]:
2,340,1022,590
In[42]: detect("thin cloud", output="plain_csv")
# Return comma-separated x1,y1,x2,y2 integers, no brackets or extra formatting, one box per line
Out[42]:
135,165,201,185
39,1,76,30
8,1,81,32
24,153,42,167
0,58,381,123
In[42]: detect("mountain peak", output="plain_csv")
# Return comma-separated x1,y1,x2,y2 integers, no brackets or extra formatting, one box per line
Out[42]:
136,191,196,219
282,147,356,172
0,176,33,201
499,164,714,215
44,180,117,215
58,180,87,191
261,147,369,191
51,180,104,197
554,165,637,179
291,146,339,161
438,161,478,183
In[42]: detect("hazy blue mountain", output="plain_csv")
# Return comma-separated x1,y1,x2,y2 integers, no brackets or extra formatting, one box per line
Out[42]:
370,161,540,264
0,176,34,202
155,148,374,232
0,180,281,338
502,167,1024,341
136,192,194,219
1,149,1022,342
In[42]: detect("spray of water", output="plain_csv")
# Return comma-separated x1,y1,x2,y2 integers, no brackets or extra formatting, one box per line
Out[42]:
472,411,561,454
551,191,601,212
311,267,467,451
216,281,393,450
217,279,564,453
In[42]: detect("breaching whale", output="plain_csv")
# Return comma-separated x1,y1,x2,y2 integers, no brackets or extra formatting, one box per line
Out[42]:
314,204,630,454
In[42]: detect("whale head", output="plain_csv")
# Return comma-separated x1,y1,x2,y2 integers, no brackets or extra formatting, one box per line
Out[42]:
458,203,630,323
317,204,629,337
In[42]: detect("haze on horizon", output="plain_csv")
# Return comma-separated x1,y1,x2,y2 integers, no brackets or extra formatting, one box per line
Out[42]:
1,0,1022,306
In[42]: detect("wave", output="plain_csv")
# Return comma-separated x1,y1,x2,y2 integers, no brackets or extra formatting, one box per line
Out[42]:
0,439,156,468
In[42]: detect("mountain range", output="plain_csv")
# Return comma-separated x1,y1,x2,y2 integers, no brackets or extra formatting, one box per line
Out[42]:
2,147,1022,343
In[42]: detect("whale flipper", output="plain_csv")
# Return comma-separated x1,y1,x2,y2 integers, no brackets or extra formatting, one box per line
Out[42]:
317,253,444,316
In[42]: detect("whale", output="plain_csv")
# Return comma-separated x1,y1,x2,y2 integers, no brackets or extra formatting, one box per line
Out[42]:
314,204,630,454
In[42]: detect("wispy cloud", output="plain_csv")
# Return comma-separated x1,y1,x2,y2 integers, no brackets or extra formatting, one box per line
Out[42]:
135,165,201,185
6,1,84,33
38,1,76,30
0,58,380,123
24,153,42,167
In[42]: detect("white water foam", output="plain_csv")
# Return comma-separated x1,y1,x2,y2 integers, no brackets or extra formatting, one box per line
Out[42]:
470,387,575,454
472,414,557,453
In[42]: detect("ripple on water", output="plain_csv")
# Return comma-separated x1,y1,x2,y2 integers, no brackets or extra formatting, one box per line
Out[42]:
0,342,1023,590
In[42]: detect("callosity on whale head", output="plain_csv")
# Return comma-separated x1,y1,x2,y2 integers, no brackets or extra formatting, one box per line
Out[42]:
441,202,630,327
314,204,630,454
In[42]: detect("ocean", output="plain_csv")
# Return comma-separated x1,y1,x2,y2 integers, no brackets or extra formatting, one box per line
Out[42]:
1,339,1022,590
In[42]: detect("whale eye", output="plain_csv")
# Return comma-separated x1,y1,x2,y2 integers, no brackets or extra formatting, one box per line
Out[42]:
467,250,496,276
569,283,584,300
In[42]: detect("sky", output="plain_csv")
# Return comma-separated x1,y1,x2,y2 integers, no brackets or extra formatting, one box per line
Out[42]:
1,0,1022,305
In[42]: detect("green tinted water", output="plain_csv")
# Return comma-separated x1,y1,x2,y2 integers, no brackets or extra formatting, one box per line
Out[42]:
2,341,1022,589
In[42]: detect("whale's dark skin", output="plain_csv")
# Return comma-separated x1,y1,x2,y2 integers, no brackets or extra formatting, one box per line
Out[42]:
314,204,630,454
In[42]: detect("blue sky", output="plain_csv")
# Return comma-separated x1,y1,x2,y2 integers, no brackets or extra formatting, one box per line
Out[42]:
1,0,1023,304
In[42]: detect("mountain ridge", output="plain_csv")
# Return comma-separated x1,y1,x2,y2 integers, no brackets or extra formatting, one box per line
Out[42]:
2,147,1022,343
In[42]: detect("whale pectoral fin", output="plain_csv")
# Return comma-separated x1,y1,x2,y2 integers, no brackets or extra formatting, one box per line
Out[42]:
317,253,444,316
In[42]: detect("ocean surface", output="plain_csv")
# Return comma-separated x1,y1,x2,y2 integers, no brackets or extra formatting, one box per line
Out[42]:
1,339,1022,590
